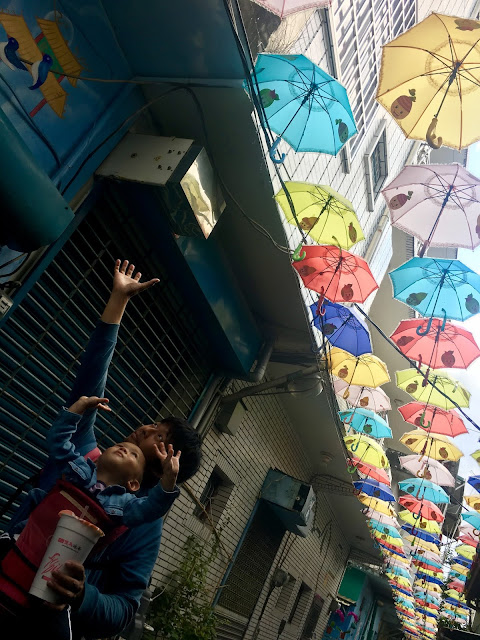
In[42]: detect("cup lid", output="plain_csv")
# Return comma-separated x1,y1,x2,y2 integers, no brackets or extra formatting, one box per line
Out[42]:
58,510,105,537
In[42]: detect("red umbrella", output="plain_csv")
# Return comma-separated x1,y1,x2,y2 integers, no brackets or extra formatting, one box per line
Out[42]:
448,580,466,593
398,402,467,437
458,534,478,547
417,600,440,610
399,496,444,522
383,542,406,554
390,318,480,370
292,245,378,305
413,560,441,573
347,457,391,485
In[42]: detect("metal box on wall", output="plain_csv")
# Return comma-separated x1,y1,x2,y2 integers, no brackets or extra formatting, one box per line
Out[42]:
261,468,315,537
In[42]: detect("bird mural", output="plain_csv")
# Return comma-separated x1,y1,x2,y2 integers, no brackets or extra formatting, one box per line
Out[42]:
0,37,27,71
28,53,53,90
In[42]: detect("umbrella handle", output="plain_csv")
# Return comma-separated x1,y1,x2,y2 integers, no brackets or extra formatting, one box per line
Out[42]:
292,243,306,262
350,440,360,452
440,308,447,331
474,528,480,537
346,463,357,474
317,287,326,316
416,316,433,336
422,367,430,387
426,117,443,150
344,412,354,425
419,411,431,429
416,468,427,479
269,137,286,164
412,510,421,521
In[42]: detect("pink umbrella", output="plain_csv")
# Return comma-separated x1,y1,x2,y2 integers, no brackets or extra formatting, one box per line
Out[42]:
458,533,478,547
250,0,330,18
448,579,466,592
333,380,392,412
398,403,467,437
364,510,399,527
459,523,479,539
382,163,480,256
399,455,455,487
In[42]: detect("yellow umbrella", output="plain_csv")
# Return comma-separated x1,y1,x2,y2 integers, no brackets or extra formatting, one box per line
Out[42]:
472,450,480,463
450,564,469,576
399,429,463,462
403,536,440,553
344,434,390,468
414,580,442,594
398,511,442,534
372,531,404,547
416,567,443,579
274,182,364,250
376,13,480,150
358,494,396,516
465,495,480,513
329,348,390,387
389,575,411,588
456,544,476,560
445,590,466,602
396,369,470,410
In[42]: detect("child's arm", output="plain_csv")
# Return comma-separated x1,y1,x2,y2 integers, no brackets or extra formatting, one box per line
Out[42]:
121,444,181,527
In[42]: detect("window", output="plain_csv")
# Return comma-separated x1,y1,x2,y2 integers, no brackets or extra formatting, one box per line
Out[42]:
289,582,312,627
195,467,233,526
364,121,388,211
301,595,325,640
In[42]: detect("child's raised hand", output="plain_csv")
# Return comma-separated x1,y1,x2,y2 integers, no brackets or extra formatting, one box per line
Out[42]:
155,442,181,491
68,396,111,416
112,259,159,299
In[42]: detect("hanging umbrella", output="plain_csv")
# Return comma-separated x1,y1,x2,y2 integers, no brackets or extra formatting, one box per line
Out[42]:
398,478,449,504
399,429,463,462
380,541,406,556
309,300,371,355
398,512,442,534
391,318,480,370
339,407,392,438
412,556,443,570
277,183,364,249
453,555,473,568
376,13,480,150
467,475,480,492
365,510,398,527
458,534,478,547
450,564,469,576
354,479,395,501
413,550,442,564
398,496,444,522
293,245,378,304
382,164,480,255
329,349,389,387
333,380,392,411
416,573,443,586
400,455,455,487
250,0,330,19
472,450,480,463
396,369,470,411
456,544,476,561
389,257,480,323
465,495,480,513
344,435,389,468
357,494,395,516
398,403,467,437
369,519,402,537
347,457,391,484
401,525,440,544
250,54,357,161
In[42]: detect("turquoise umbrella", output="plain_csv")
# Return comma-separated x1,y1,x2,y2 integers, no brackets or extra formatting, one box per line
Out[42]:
339,408,392,439
462,512,480,529
369,519,402,538
398,478,449,504
389,566,412,579
247,53,357,163
412,554,442,569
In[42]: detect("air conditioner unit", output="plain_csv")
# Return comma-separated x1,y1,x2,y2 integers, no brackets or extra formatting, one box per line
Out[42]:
261,468,315,537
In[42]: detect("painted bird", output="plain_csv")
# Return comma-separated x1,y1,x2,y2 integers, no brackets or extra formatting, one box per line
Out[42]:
29,54,53,90
0,37,27,71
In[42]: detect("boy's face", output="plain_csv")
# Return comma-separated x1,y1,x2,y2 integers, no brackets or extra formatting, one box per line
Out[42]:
98,442,145,491
126,422,172,474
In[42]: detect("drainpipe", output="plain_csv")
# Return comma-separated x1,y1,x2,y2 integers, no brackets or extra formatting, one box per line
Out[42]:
229,336,275,383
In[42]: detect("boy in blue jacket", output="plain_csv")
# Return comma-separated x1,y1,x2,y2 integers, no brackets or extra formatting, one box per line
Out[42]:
7,259,203,639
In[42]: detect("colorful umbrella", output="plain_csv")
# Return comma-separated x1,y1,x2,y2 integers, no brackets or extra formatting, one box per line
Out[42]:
398,496,444,522
456,544,476,561
250,0,330,18
369,519,402,538
357,494,395,516
396,369,470,411
293,245,378,304
398,478,449,504
401,525,440,544
458,534,478,547
382,164,480,255
399,429,463,462
365,510,398,527
465,495,480,513
472,449,480,463
277,183,364,249
413,550,442,564
344,434,389,468
450,564,469,576
329,349,389,387
398,403,467,437
467,475,480,492
391,318,480,370
453,555,473,568
376,13,480,150
339,407,392,438
251,53,356,160
347,457,391,484
399,455,455,487
389,257,480,322
354,479,395,501
309,300,371,355
333,380,392,411
398,511,442,534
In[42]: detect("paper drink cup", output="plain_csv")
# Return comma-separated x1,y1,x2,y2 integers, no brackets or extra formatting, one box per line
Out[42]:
29,510,104,603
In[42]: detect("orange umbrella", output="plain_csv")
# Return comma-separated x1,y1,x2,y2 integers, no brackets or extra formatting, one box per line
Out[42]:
398,496,444,522
398,403,467,437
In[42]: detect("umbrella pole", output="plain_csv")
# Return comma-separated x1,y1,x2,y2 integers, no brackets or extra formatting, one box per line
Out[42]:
418,184,454,257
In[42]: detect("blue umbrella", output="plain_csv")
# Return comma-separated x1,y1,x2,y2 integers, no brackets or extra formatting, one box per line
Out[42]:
388,566,412,579
453,556,472,568
467,475,480,492
398,478,449,504
416,573,443,586
389,257,480,323
338,407,392,439
412,554,442,569
354,479,395,502
424,594,442,605
369,518,402,538
418,609,436,619
394,586,415,597
379,542,405,557
310,300,371,356
450,571,467,582
249,53,357,162
402,525,440,544
462,512,480,529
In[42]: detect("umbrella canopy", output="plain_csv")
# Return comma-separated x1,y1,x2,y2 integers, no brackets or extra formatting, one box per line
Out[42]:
251,53,357,157
354,479,395,501
293,245,378,303
391,318,480,369
398,403,467,437
347,457,391,484
396,369,470,411
467,475,480,492
389,257,480,322
339,407,392,438
344,435,389,468
369,519,402,538
398,511,442,534
450,564,469,576
465,495,480,513
399,429,463,462
250,0,330,18
376,13,480,150
413,550,442,563
399,455,455,487
456,544,476,561
458,534,478,547
382,164,480,254
365,510,398,527
398,478,449,504
333,380,392,411
472,450,480,463
329,349,389,387
277,183,364,249
453,555,473,568
413,556,442,570
309,300,371,355
398,496,444,522
357,494,395,516
401,525,440,544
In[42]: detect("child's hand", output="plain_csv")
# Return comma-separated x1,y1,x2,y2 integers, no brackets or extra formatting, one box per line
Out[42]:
155,442,181,491
68,396,111,416
112,259,159,299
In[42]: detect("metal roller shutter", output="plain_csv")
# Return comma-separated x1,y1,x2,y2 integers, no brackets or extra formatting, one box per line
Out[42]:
0,189,214,530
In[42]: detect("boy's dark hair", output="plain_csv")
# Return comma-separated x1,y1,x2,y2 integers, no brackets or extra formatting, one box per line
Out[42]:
161,417,202,484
